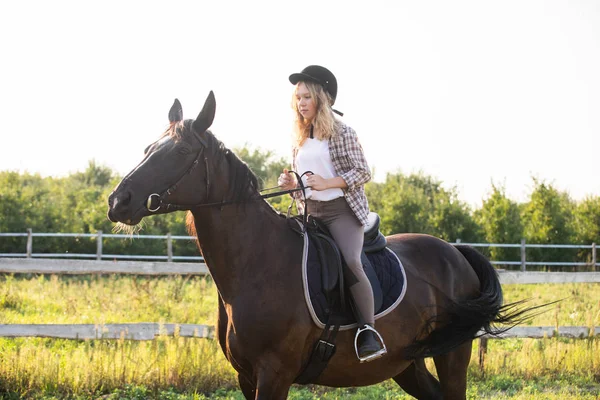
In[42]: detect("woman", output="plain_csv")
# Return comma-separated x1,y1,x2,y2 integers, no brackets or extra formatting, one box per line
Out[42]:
278,65,386,362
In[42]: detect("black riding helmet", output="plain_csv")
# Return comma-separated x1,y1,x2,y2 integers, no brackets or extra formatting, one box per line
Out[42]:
289,65,343,116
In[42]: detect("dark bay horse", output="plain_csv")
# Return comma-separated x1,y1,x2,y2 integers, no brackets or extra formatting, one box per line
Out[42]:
107,92,530,399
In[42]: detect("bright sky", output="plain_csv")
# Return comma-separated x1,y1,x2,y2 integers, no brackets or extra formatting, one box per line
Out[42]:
1,1,599,207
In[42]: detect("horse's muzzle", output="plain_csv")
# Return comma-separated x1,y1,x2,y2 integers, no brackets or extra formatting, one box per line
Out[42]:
107,189,134,223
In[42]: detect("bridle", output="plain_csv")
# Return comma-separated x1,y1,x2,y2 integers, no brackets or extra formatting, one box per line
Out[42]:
145,130,311,215
146,150,210,213
145,130,210,213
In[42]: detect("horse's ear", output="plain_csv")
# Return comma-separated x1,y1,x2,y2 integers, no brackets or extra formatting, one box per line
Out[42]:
192,91,216,134
168,99,183,123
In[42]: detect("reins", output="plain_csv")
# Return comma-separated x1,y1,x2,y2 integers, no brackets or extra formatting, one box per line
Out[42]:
145,145,312,222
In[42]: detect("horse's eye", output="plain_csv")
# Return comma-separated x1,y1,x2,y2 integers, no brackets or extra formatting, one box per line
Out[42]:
178,146,191,155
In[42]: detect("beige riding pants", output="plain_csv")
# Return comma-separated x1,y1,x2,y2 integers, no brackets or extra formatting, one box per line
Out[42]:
306,197,374,326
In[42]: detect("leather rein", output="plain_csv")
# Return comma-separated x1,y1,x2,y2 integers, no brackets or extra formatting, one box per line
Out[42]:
145,140,311,214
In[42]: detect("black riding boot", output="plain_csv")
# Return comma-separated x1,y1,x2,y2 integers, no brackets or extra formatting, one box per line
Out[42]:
355,324,387,362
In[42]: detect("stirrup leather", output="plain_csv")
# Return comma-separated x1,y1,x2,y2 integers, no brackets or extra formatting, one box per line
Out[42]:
354,325,387,363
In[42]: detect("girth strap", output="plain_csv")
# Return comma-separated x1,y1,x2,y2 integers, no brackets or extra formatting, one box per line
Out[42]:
294,307,341,384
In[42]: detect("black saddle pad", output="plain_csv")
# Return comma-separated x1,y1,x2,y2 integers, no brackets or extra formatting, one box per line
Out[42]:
302,234,407,330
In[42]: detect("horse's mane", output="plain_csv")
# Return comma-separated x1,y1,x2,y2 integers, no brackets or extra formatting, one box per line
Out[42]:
186,211,197,241
177,119,263,237
166,120,260,195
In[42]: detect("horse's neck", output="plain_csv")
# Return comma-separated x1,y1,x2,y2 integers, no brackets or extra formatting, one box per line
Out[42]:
191,200,295,301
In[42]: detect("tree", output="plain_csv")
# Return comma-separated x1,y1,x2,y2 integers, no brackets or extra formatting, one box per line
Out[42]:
72,160,114,187
3,155,595,265
521,178,576,265
474,184,523,262
573,196,600,244
234,145,288,189
234,145,290,213
429,188,481,243
368,171,481,242
572,196,600,268
374,174,432,236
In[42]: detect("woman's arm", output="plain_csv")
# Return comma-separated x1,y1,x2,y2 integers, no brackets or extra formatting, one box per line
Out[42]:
305,175,347,191
338,127,371,192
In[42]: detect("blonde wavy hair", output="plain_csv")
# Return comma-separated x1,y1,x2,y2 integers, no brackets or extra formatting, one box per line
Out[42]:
291,81,339,148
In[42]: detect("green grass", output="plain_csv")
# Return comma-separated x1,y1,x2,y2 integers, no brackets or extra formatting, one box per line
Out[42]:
0,336,237,398
0,275,599,398
1,378,598,399
0,274,218,325
502,282,600,327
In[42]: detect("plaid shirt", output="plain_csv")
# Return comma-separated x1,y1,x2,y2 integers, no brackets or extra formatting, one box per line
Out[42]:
292,121,371,226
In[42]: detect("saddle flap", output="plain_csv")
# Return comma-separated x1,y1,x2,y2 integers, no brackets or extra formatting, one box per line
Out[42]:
310,232,342,294
303,234,407,330
361,252,383,313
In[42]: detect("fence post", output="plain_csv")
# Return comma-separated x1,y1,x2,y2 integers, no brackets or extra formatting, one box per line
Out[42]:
478,337,488,372
26,228,33,258
167,233,173,262
592,243,596,272
96,230,103,261
520,238,526,272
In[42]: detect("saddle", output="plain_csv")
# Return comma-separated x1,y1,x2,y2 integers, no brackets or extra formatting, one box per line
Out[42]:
296,212,406,384
306,212,387,318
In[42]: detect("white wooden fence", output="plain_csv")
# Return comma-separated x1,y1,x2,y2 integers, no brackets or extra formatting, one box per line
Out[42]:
1,258,600,284
0,323,214,340
0,231,203,262
1,233,598,373
1,231,598,271
0,258,208,275
0,324,596,341
1,258,598,345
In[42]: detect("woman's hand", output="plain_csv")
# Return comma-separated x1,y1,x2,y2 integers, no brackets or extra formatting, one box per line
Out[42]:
306,174,329,191
278,169,297,190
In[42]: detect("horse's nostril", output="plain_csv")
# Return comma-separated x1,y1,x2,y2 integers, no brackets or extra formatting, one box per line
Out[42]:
107,209,117,223
110,190,133,213
121,191,132,206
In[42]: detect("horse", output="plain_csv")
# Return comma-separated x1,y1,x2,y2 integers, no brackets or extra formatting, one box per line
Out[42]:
107,91,532,399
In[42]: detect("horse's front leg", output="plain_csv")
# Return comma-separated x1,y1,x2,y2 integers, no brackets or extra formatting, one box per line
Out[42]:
238,373,257,399
254,354,297,400
255,375,293,400
234,355,294,399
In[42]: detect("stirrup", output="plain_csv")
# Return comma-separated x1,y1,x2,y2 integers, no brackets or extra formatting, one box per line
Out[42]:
354,325,387,363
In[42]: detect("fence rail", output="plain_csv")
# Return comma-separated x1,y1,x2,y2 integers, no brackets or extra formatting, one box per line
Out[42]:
0,323,596,341
1,231,598,271
2,258,600,283
456,239,597,270
0,230,203,262
0,258,208,275
0,323,214,340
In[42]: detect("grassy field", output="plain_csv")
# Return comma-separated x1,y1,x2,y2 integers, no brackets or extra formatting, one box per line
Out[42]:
0,274,599,399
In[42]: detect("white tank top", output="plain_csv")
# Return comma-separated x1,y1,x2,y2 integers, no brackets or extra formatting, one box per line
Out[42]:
296,138,344,201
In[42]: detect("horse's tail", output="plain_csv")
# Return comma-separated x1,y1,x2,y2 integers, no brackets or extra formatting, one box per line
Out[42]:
403,244,547,359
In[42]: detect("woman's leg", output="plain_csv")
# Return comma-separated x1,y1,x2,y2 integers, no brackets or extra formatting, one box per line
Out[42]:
325,214,374,326
309,198,374,325
307,198,385,361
